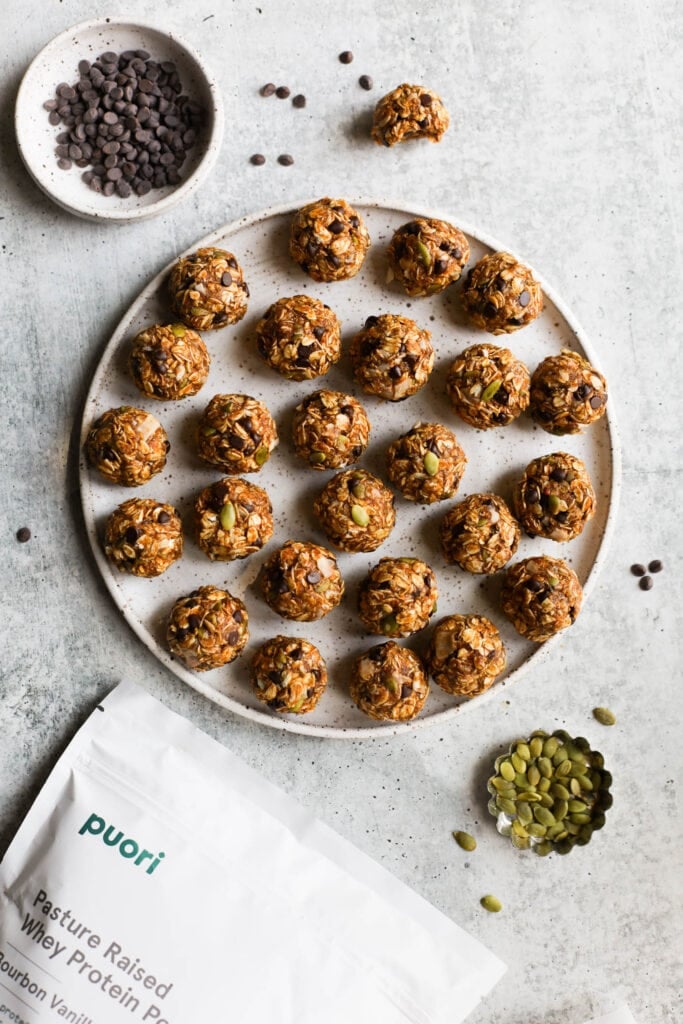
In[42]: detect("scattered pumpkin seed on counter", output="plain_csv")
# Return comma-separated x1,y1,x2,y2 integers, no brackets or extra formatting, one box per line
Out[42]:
452,830,477,852
480,894,502,913
593,706,616,726
487,729,613,855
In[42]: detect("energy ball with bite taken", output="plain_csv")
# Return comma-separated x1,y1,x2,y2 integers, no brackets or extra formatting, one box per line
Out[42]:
446,343,530,429
250,636,327,714
501,556,583,643
462,251,543,334
169,247,249,330
104,498,183,578
197,394,278,473
260,540,344,621
371,84,449,147
292,390,371,470
289,198,370,282
358,557,438,637
440,493,520,574
313,468,396,553
530,349,608,435
255,295,341,380
350,314,433,401
425,614,506,697
386,422,467,504
386,218,469,297
167,585,248,671
193,477,273,561
512,452,596,542
350,642,429,722
128,323,210,401
85,406,169,486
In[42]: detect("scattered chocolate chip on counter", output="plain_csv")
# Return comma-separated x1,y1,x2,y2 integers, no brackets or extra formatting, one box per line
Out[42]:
250,153,266,165
639,575,653,591
277,153,294,165
339,50,354,64
260,82,276,96
275,85,291,99
16,527,31,543
292,94,306,108
630,563,646,576
649,559,663,573
359,75,373,91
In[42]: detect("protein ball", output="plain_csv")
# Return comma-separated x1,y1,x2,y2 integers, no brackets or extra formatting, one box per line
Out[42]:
350,314,434,401
169,247,249,330
291,390,371,470
193,477,273,561
512,452,596,542
85,406,169,486
167,585,249,670
313,469,396,553
530,349,608,435
350,642,429,721
446,343,530,429
386,218,469,297
104,498,183,577
386,422,467,504
358,557,438,637
440,493,520,574
371,84,449,147
462,251,543,334
501,556,583,643
128,323,210,401
289,197,370,282
196,394,278,473
425,614,506,697
260,540,344,621
255,295,341,381
250,636,327,714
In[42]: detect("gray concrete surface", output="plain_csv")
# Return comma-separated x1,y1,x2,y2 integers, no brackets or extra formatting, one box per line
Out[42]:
1,2,681,1022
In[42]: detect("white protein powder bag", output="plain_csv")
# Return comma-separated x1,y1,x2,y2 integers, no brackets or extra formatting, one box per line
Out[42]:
0,681,505,1024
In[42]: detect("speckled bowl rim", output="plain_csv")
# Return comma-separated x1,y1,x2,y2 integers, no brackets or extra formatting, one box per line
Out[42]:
15,17,224,223
79,198,622,738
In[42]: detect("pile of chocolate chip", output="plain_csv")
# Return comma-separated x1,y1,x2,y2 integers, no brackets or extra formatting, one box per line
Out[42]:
43,49,204,197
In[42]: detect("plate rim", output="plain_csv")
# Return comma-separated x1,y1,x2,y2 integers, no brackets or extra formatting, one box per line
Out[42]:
78,197,622,738
14,17,224,223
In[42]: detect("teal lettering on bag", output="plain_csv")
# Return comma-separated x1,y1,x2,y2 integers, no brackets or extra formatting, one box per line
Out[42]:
78,813,165,875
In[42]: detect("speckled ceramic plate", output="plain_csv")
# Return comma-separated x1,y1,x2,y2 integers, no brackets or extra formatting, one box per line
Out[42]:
79,201,621,737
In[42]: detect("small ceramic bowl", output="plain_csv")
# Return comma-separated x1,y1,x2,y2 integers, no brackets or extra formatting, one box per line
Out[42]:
487,729,613,856
15,19,224,223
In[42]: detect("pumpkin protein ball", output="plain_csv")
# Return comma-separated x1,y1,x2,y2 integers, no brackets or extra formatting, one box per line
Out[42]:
512,452,596,542
358,557,438,638
193,477,273,561
446,343,530,429
462,251,543,334
425,614,506,697
500,556,583,643
104,498,183,578
350,314,434,401
85,406,170,486
440,493,520,574
250,636,328,714
255,295,342,380
196,393,278,473
386,422,467,504
313,468,396,553
289,197,370,282
259,540,344,621
386,218,469,297
350,641,430,722
291,390,371,470
371,83,450,147
169,247,249,330
167,585,249,671
128,322,210,401
530,349,608,435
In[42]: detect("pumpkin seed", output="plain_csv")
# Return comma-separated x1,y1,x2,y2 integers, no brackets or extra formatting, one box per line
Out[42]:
534,806,556,827
555,760,573,778
496,796,517,815
538,756,553,778
535,840,553,856
516,742,531,761
171,323,186,337
542,736,560,758
547,494,561,515
482,379,502,402
453,831,477,852
569,812,592,825
514,775,534,792
511,819,528,838
526,823,547,838
550,782,570,800
416,240,432,269
527,764,541,787
539,792,554,808
511,833,530,850
577,774,594,792
499,760,516,782
569,778,581,796
423,451,440,476
553,799,569,822
529,736,544,759
568,799,587,813
309,451,326,465
511,753,527,774
480,894,502,913
552,746,569,766
254,445,270,466
516,802,533,825
381,614,398,634
537,777,551,793
351,504,369,527
490,777,514,793
219,501,236,531
593,706,616,726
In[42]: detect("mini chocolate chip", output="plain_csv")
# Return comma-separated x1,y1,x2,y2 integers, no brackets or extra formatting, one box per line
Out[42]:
589,394,603,409
433,259,447,275
16,527,31,543
452,247,462,259
493,385,509,405
221,271,233,286
292,94,306,108
228,257,238,269
400,684,413,699
124,526,141,544
403,221,420,235
277,153,294,165
227,432,247,450
648,559,663,573
630,563,646,576
305,570,321,584
275,85,290,99
484,302,497,318
419,93,433,106
556,511,569,524
339,50,353,64
188,614,201,630
260,82,276,96
312,325,326,340
233,609,244,623
364,315,378,327
250,153,266,165
388,366,402,380
518,290,531,307
525,578,543,593
328,219,344,234
550,467,567,482
358,74,373,90
213,310,228,325
639,575,653,591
